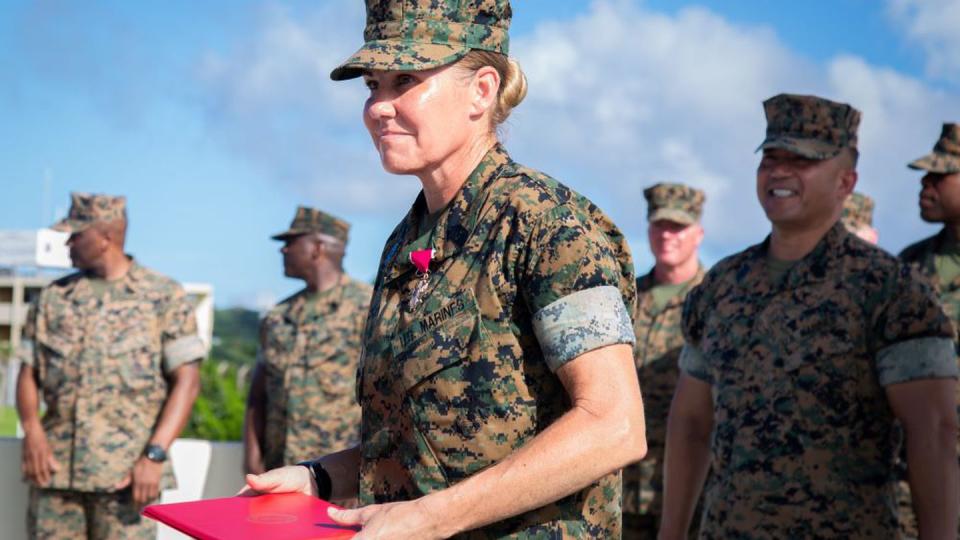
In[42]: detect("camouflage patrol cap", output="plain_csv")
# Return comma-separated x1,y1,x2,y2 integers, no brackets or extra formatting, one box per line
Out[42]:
271,206,350,243
841,192,874,231
330,0,512,81
51,192,126,233
908,123,960,174
757,93,861,160
643,182,705,226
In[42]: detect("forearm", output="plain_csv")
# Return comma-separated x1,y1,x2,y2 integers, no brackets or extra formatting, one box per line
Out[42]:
15,365,42,433
905,425,959,539
421,395,645,536
151,361,201,449
317,445,362,500
659,418,712,538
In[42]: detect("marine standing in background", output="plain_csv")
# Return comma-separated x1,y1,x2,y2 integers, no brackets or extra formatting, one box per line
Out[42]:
660,95,960,539
898,122,960,539
624,182,706,539
16,192,205,540
841,191,878,244
244,207,372,474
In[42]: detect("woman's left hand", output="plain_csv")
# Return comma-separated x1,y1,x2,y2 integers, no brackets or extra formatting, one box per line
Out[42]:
329,498,450,540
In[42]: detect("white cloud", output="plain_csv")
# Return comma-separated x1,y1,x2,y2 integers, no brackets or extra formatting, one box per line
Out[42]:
887,0,960,84
195,0,960,270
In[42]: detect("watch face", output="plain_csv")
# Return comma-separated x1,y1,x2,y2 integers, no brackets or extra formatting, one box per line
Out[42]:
146,445,167,462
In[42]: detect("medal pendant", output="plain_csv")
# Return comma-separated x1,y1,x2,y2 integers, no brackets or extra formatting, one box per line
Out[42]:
408,272,430,311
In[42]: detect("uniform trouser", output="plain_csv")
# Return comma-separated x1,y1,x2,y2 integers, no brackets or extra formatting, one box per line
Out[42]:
27,486,157,540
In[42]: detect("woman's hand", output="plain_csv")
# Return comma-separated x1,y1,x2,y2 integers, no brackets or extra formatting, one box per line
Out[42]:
328,498,450,540
237,465,318,497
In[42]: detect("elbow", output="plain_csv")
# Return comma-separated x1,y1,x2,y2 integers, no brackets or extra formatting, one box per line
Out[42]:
607,403,648,465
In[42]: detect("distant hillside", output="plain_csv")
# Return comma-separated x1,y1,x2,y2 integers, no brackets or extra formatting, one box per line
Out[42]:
211,308,259,366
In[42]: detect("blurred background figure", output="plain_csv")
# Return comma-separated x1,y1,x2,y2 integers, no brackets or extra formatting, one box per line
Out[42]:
243,206,371,477
624,182,706,539
841,191,878,244
17,192,204,540
898,121,960,540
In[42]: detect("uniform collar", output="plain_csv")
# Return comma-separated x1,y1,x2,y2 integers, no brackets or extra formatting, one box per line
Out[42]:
741,220,850,293
382,143,512,284
63,256,145,301
285,274,349,322
637,263,706,314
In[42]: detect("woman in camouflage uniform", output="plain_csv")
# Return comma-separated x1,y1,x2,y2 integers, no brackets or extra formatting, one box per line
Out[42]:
244,2,647,538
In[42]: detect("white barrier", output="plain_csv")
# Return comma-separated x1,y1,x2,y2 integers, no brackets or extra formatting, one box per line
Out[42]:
0,438,245,540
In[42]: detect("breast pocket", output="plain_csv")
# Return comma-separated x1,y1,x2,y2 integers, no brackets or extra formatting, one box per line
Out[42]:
111,332,160,391
389,291,533,481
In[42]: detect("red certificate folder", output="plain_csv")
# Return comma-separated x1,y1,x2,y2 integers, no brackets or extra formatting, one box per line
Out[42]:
142,493,360,539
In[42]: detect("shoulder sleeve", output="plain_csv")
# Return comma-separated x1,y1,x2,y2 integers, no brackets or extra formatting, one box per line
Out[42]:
872,263,958,386
160,284,206,373
679,275,712,380
522,205,634,372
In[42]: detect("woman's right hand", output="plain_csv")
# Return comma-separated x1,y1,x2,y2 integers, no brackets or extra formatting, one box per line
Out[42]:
238,465,318,497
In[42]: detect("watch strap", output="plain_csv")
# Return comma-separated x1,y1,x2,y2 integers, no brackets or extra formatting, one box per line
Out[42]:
298,460,332,500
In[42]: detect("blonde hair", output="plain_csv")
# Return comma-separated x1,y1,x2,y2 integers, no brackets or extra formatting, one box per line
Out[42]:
457,50,528,130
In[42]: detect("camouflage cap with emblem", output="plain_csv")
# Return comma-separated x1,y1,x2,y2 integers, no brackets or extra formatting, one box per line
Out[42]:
272,206,351,243
51,192,126,233
841,192,874,231
908,122,960,174
643,182,705,226
757,93,861,160
330,0,512,81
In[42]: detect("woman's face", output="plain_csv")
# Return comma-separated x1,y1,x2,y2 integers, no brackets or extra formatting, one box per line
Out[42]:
362,64,477,176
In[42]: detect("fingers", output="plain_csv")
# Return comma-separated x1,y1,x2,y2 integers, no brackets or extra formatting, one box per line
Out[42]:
328,507,365,526
133,475,159,506
243,466,313,496
114,474,132,491
244,471,283,494
47,456,61,472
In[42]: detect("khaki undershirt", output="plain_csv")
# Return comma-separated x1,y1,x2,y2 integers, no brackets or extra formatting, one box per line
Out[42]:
934,239,960,288
87,276,126,297
650,280,689,313
767,254,797,285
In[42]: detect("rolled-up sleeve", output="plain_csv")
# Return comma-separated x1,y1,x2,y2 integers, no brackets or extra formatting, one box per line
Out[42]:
161,286,206,373
522,206,635,372
876,337,958,386
533,285,634,371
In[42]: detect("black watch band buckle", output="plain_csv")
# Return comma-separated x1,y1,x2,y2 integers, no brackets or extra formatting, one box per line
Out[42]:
298,460,333,501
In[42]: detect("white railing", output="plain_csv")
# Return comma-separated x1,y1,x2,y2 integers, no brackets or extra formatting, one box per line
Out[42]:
0,437,245,540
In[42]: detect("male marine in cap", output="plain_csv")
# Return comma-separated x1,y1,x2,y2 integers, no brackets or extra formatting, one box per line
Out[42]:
624,182,705,539
842,191,878,244
243,207,372,475
16,192,205,539
659,95,959,539
898,122,960,539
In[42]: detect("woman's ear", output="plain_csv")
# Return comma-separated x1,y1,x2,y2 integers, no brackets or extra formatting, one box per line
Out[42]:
469,65,500,119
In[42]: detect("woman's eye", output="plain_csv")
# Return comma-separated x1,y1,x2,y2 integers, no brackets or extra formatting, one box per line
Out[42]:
364,80,378,91
396,74,415,87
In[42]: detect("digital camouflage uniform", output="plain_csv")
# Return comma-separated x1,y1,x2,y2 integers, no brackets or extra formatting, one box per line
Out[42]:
678,96,959,539
259,207,372,469
333,3,637,536
20,193,206,540
898,122,960,539
258,280,371,468
358,143,636,538
841,192,874,233
623,183,705,539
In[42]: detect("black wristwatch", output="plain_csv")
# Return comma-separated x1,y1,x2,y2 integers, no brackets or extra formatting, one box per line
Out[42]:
298,460,332,500
144,444,167,463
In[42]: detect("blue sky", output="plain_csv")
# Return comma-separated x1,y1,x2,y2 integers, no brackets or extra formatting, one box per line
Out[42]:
3,0,960,308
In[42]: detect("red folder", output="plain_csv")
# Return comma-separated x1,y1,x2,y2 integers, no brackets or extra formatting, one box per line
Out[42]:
142,493,360,539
